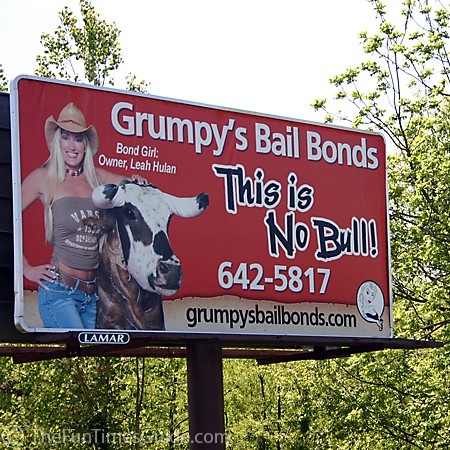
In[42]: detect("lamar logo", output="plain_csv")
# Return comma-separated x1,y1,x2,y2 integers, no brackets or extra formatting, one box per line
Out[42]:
78,332,130,344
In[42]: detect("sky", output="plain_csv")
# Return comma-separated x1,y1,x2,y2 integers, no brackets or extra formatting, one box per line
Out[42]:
0,0,379,123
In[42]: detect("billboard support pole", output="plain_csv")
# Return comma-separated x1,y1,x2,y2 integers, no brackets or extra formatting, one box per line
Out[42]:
187,341,225,449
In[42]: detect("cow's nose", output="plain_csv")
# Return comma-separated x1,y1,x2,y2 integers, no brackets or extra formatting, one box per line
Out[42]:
159,261,171,274
156,258,182,286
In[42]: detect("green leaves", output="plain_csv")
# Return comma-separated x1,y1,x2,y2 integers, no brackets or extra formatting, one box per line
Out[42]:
35,0,125,87
0,65,7,91
306,1,450,448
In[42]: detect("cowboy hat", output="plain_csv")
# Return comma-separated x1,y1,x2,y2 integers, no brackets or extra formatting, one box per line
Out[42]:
44,102,99,155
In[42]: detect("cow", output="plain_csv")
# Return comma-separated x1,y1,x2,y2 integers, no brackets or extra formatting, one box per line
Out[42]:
90,180,209,330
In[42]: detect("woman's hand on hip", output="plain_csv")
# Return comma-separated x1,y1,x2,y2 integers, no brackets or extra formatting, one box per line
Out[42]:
23,264,56,289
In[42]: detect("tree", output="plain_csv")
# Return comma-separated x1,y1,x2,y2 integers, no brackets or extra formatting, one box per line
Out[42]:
313,0,450,340
0,65,7,92
35,0,149,92
304,1,450,448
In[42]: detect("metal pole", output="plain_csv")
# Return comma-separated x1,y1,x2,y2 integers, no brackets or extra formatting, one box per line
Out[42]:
187,341,226,449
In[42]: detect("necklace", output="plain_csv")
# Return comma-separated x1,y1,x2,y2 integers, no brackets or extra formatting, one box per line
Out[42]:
65,166,83,177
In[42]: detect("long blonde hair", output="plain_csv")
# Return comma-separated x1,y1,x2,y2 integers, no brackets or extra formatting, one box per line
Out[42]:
43,128,100,242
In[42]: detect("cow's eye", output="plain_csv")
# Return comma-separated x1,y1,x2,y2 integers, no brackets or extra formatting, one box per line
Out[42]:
124,207,136,220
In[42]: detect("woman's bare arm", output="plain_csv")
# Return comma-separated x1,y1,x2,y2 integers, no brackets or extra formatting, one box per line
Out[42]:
21,166,46,210
21,166,55,287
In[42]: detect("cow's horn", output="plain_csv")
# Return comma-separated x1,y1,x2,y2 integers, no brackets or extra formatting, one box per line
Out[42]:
92,184,126,209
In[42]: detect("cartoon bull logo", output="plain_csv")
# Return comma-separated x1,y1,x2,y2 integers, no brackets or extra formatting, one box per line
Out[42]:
356,280,384,331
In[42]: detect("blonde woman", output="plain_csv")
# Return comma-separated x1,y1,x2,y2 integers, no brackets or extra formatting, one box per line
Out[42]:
22,103,145,329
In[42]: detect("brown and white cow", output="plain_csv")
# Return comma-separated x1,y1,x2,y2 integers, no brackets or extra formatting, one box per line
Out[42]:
91,180,209,330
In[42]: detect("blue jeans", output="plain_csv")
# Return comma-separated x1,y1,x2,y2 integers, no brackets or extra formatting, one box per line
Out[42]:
38,279,98,329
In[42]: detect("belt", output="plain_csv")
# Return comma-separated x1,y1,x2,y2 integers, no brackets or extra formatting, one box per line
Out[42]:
56,271,97,295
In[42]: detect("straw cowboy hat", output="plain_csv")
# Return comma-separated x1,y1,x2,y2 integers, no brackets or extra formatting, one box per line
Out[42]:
44,102,99,155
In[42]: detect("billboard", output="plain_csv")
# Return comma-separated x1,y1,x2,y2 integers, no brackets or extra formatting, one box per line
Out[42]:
11,75,392,338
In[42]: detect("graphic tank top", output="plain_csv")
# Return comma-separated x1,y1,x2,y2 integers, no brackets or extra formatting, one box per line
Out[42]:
51,197,102,270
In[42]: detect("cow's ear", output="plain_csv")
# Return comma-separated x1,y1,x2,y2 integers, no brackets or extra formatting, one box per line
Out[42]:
92,184,126,209
99,210,116,230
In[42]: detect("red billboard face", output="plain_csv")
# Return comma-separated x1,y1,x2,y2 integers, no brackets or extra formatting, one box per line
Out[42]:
11,76,391,337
